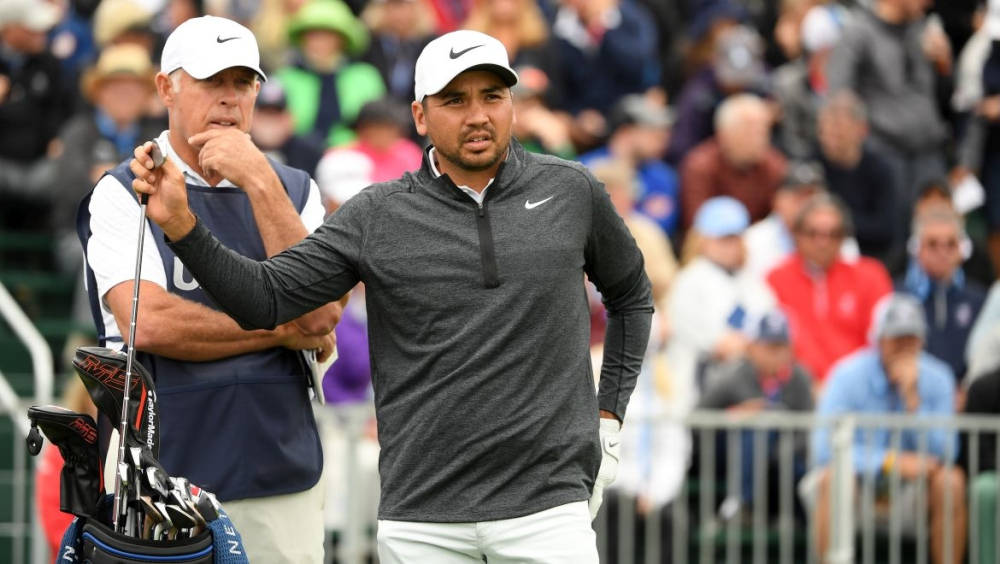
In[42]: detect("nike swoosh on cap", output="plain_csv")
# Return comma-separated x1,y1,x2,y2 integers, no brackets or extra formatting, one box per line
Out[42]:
525,196,554,210
216,36,239,43
449,44,484,59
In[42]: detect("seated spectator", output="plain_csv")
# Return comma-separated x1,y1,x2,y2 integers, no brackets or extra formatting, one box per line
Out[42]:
767,194,892,383
0,0,71,229
510,66,575,159
812,293,965,564
827,0,952,243
667,196,775,397
50,44,165,272
361,0,435,102
550,0,660,143
680,93,787,233
744,161,860,283
667,24,769,165
580,94,679,237
958,365,1000,564
885,180,996,286
896,207,987,383
773,3,850,160
698,310,813,511
817,91,897,260
278,0,386,149
250,80,324,177
315,97,422,213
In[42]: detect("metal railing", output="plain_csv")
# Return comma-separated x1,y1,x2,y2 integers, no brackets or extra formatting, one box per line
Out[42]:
0,280,54,564
318,408,1000,564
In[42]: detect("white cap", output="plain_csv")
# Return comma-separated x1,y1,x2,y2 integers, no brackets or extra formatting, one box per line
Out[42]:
316,150,373,206
800,4,849,54
161,15,266,82
0,0,61,32
413,30,517,102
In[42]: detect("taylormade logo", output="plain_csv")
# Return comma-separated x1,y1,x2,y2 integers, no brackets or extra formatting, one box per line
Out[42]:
146,390,156,449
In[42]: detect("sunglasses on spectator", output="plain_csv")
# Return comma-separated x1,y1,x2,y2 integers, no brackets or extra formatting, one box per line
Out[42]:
922,238,959,251
799,227,844,240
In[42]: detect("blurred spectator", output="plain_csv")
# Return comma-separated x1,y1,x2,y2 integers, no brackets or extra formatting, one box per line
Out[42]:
767,194,892,383
885,180,996,286
463,0,551,68
816,90,897,259
0,0,72,228
590,159,687,534
50,44,164,272
769,0,814,64
590,158,677,330
580,94,679,237
958,364,1000,564
550,0,660,133
361,0,435,102
812,293,965,564
827,0,952,242
315,97,422,213
424,0,474,34
699,310,813,510
667,196,775,397
966,280,1000,380
680,93,787,233
277,0,386,148
743,161,861,282
934,0,981,57
324,283,370,403
773,3,850,160
973,2,1000,282
667,25,769,165
253,0,311,71
250,79,324,176
678,0,747,83
91,0,157,54
896,207,987,383
510,65,575,159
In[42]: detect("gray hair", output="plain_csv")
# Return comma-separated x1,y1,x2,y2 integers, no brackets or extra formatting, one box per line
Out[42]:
820,90,868,123
911,207,967,242
793,193,855,238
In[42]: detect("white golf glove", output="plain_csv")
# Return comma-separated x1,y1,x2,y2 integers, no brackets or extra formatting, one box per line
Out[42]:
589,418,621,520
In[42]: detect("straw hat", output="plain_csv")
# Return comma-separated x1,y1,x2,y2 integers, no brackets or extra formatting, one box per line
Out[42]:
81,44,155,102
92,0,153,47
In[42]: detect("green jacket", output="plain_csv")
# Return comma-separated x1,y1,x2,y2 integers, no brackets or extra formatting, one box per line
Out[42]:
276,62,385,147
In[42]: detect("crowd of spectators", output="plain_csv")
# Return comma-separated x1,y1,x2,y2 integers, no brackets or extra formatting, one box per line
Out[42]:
4,0,1000,559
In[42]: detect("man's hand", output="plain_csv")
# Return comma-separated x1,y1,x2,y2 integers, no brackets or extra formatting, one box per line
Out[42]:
589,417,621,520
188,129,275,190
130,141,196,240
884,355,920,411
279,322,333,355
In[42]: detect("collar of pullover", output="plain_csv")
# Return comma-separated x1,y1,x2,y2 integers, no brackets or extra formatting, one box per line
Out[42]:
417,138,528,202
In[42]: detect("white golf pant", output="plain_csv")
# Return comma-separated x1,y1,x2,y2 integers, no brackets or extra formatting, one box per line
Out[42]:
377,500,598,563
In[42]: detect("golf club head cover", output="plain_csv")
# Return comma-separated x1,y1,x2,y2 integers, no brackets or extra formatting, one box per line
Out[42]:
26,405,104,518
56,494,250,564
73,346,160,458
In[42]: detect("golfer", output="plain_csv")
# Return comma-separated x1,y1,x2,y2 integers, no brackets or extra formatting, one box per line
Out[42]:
131,30,653,563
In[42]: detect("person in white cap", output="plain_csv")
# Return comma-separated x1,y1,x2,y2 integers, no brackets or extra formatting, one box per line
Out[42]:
130,28,653,563
77,15,342,564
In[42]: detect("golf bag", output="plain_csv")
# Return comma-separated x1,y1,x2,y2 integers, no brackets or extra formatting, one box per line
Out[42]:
28,347,250,564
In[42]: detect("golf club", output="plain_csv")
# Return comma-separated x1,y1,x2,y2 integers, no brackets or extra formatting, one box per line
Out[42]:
112,138,159,534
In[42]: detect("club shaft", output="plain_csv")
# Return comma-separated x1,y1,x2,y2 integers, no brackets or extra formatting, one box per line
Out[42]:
113,196,147,534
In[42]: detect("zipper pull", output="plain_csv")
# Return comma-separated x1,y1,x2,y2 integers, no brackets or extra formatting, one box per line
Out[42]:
478,203,485,218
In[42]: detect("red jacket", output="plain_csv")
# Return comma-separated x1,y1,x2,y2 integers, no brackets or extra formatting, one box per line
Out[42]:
767,254,892,382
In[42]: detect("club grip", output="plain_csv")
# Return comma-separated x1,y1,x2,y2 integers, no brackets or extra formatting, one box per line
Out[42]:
140,193,149,205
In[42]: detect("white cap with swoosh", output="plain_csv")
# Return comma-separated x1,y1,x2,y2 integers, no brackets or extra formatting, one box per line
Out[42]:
161,15,267,82
413,30,518,102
